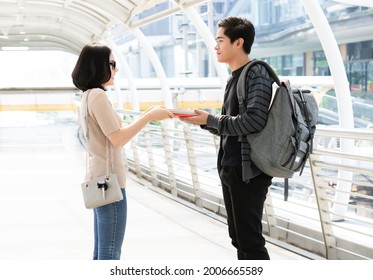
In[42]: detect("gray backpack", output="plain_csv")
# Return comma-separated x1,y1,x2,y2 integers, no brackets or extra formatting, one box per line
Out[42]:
237,60,318,198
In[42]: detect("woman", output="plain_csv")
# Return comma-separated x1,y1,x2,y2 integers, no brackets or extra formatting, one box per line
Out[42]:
71,43,173,260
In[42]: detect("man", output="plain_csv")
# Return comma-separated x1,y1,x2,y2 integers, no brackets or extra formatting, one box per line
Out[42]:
181,16,274,260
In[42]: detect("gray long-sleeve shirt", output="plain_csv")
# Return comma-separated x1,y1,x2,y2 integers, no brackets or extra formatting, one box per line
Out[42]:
202,62,274,182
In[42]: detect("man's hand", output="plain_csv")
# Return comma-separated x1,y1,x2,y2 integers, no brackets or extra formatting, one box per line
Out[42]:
179,109,209,125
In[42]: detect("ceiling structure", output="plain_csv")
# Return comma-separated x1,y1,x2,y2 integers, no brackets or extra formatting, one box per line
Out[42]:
0,0,206,53
0,0,371,129
1,0,372,55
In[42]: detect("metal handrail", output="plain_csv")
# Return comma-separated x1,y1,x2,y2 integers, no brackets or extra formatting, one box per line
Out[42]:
119,110,373,260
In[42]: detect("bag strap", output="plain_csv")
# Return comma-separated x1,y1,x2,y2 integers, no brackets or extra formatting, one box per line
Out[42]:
237,59,281,144
83,90,114,177
296,89,314,153
237,59,281,115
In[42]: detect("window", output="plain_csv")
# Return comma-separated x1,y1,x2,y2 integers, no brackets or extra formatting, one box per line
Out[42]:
213,2,224,14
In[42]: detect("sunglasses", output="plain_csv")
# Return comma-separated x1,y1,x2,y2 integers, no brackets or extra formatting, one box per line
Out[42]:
109,61,116,70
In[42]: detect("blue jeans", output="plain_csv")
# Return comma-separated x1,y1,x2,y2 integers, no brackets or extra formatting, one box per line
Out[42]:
93,189,127,260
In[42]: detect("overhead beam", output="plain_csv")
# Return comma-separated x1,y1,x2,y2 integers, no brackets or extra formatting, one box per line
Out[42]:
333,0,373,8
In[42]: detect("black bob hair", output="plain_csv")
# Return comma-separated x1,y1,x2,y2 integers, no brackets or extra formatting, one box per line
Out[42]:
71,43,113,91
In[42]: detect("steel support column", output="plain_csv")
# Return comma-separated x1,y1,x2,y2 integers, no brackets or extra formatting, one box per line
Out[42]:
131,28,174,109
182,6,229,88
107,39,140,111
299,0,355,221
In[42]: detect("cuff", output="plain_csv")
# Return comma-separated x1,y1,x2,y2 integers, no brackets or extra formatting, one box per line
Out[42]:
206,114,219,129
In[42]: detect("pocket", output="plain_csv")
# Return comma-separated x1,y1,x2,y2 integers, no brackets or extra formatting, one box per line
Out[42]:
280,137,296,168
219,165,241,186
280,137,308,171
289,140,308,171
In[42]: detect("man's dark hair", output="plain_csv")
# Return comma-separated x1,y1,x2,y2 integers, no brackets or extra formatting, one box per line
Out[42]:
71,43,112,91
218,16,255,54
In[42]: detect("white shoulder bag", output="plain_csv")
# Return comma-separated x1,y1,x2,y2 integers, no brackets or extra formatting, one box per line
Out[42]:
80,91,123,209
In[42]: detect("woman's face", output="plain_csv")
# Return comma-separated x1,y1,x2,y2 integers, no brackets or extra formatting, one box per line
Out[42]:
102,53,118,87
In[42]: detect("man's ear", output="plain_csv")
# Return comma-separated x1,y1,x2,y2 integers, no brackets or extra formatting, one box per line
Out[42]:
236,38,244,48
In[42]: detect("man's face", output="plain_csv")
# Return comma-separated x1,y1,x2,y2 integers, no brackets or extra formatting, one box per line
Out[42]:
215,27,240,64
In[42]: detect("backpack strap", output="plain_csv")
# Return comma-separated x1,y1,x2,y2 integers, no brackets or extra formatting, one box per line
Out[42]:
237,60,281,145
296,89,314,154
237,59,281,115
292,88,314,178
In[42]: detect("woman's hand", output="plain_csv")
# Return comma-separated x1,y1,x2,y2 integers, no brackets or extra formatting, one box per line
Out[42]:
179,109,209,125
143,106,174,122
107,106,174,148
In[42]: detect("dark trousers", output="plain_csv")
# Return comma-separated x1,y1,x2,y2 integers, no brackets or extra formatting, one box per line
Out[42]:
219,165,272,260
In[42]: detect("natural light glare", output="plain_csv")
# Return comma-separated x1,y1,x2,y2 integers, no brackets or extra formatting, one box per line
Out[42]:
0,51,77,87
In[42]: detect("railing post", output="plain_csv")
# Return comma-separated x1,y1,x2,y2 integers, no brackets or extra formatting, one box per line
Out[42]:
121,148,129,172
161,123,178,196
309,154,338,259
143,126,158,186
183,124,203,207
212,134,220,155
263,193,278,239
130,137,142,178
